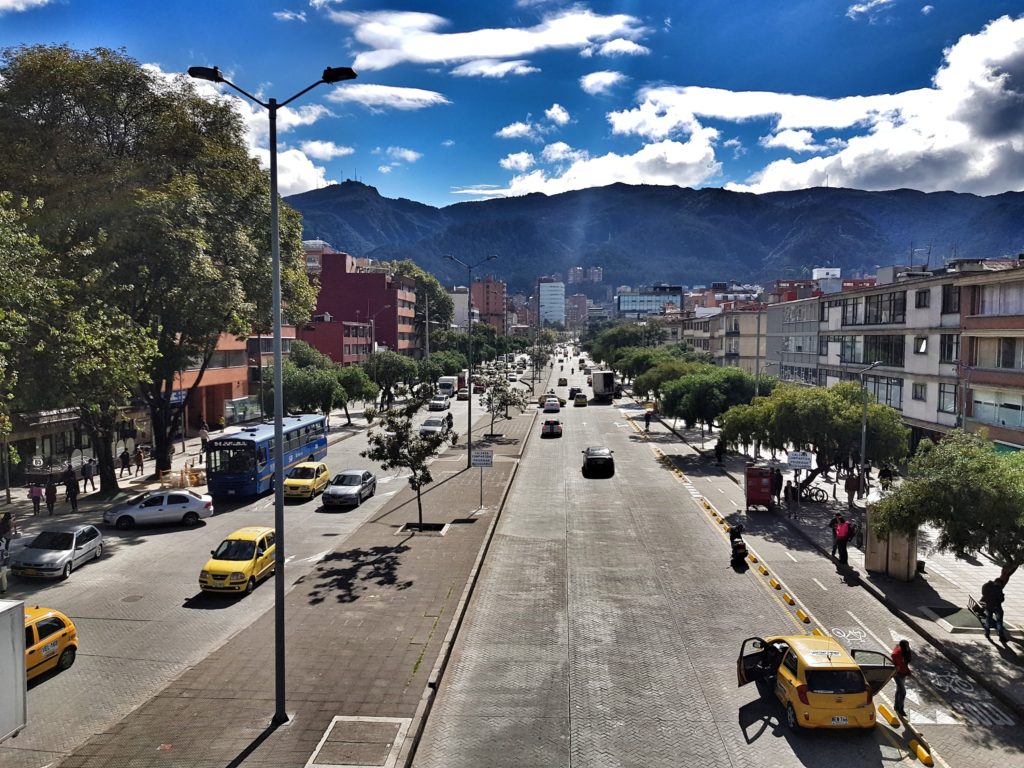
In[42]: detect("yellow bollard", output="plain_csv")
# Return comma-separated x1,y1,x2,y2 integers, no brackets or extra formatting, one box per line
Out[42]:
811,627,825,637
782,593,795,605
877,704,899,726
796,608,810,623
758,564,769,575
769,578,781,590
909,739,933,766
748,553,758,563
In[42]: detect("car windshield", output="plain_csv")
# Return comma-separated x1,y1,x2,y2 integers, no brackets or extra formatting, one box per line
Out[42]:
804,669,866,694
289,466,317,480
588,448,611,457
30,531,74,550
424,419,442,427
125,492,152,506
212,539,256,561
334,475,362,486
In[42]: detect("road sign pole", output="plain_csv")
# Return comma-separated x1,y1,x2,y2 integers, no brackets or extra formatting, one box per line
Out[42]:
479,464,484,510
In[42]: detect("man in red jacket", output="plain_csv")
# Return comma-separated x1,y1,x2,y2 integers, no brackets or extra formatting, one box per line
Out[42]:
891,639,912,717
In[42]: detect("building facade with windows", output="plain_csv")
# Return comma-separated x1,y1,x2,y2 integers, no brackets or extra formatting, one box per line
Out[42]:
539,279,566,326
471,275,508,335
709,306,766,373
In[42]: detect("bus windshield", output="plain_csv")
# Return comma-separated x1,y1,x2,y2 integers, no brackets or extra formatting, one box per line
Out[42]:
209,446,256,474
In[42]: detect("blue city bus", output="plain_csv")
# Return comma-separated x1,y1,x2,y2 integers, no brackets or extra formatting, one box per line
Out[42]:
206,414,328,500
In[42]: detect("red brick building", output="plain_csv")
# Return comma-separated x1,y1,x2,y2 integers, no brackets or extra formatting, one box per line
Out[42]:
471,275,508,334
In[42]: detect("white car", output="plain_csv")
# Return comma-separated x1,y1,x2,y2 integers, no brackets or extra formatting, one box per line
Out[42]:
419,417,450,437
507,373,518,383
103,490,213,529
543,398,561,413
428,396,450,411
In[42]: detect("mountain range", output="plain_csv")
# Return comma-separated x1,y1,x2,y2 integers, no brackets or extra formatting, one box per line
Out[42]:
285,181,1024,293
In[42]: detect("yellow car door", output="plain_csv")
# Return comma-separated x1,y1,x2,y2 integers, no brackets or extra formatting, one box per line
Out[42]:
258,533,276,580
25,615,71,680
316,464,329,494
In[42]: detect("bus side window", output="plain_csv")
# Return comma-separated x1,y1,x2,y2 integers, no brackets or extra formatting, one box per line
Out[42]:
257,448,268,468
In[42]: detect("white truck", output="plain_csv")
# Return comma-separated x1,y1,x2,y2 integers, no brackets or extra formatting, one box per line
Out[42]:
591,370,616,403
1,599,26,744
437,376,458,397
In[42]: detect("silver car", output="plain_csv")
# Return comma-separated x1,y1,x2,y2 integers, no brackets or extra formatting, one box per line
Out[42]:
323,470,377,508
11,524,103,579
419,417,450,438
103,489,214,529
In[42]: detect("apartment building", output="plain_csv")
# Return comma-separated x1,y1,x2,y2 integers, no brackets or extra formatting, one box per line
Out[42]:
709,306,767,373
471,275,508,334
539,279,566,326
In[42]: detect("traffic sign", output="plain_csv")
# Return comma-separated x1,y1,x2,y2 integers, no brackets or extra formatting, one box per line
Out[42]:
471,450,493,468
787,450,813,469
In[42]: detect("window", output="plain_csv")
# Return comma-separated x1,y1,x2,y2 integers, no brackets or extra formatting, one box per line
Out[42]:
864,291,906,324
912,383,926,401
782,651,799,676
980,281,1024,316
938,383,958,414
915,289,931,308
914,336,928,354
1001,338,1019,370
143,496,163,508
940,334,960,363
35,616,66,641
941,284,960,314
167,494,190,506
819,336,829,356
865,375,903,410
842,298,862,326
863,335,905,367
25,626,35,648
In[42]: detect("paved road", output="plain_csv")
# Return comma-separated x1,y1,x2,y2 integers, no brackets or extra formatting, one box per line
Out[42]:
0,401,472,768
413,370,1024,767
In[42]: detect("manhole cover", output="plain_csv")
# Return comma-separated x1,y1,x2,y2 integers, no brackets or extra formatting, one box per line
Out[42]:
122,595,144,603
308,716,410,768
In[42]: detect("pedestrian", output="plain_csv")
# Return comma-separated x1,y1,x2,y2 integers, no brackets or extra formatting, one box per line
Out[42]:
445,412,454,431
879,464,893,492
844,471,859,509
0,512,11,550
44,482,57,515
644,411,652,432
66,474,79,513
199,422,210,464
81,458,96,492
835,516,850,565
891,639,912,717
28,483,42,515
714,439,725,465
784,480,797,518
133,446,144,477
981,576,1009,643
829,512,842,557
0,540,8,594
119,448,131,478
771,468,784,505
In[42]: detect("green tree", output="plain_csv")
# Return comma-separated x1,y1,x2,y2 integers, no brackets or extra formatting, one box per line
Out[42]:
361,392,458,529
633,359,705,404
871,430,1024,584
364,350,417,408
335,365,378,425
0,45,316,473
660,367,757,434
479,374,530,435
383,259,454,329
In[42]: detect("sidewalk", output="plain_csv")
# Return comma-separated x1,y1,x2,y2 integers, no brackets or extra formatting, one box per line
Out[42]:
644,407,1024,721
48,407,534,768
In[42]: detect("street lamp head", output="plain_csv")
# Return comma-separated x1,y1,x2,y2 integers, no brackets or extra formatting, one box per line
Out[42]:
322,66,357,84
187,66,224,83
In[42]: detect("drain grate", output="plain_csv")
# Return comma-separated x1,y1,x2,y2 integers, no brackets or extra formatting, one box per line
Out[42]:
306,716,411,768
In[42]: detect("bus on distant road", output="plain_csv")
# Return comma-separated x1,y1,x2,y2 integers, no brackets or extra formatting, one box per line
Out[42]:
206,414,328,499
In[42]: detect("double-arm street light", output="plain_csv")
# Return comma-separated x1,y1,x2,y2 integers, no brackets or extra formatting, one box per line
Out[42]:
447,254,497,469
859,360,883,499
188,63,356,726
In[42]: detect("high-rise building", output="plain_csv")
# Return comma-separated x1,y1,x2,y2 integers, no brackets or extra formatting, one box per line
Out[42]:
587,266,604,284
539,279,566,326
566,294,589,328
448,286,470,328
471,275,508,334
567,266,585,284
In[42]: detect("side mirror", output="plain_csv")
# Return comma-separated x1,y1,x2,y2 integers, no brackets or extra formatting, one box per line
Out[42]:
210,550,216,556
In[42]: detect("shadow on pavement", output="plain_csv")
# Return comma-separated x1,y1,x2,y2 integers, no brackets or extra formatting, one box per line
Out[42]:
302,537,415,605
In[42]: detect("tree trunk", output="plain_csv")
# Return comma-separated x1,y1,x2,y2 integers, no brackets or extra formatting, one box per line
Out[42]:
415,485,423,528
149,397,182,474
79,406,120,493
1001,562,1018,584
343,401,352,425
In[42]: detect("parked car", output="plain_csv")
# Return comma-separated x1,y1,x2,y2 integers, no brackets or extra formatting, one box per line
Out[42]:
323,470,377,508
737,635,895,731
429,395,451,411
581,447,615,478
283,461,330,499
456,388,470,401
419,416,451,437
103,489,213,529
543,398,561,413
557,377,568,386
24,605,78,681
541,419,563,438
199,526,276,595
574,393,589,407
11,524,103,579
506,373,518,383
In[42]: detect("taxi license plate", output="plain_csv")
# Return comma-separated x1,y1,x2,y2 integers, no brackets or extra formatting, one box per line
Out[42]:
24,568,37,576
831,716,848,725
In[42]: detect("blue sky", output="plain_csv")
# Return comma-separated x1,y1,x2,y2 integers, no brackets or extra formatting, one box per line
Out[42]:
2,0,1024,206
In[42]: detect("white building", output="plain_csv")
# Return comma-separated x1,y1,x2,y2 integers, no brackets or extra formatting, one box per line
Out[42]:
449,287,469,329
539,281,566,326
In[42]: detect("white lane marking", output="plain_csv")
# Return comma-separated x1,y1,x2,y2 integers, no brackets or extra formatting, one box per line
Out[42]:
303,549,330,564
846,610,892,650
785,551,798,562
811,577,828,591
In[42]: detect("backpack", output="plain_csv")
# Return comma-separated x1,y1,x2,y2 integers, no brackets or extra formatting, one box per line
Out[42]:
846,522,858,541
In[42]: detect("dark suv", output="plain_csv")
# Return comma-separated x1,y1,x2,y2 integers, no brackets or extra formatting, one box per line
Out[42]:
581,447,615,478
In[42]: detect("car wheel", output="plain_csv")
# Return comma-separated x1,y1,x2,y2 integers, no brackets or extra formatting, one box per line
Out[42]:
61,561,73,580
182,511,200,526
93,542,103,560
57,646,76,671
369,482,376,498
116,515,134,530
785,703,802,732
245,577,255,595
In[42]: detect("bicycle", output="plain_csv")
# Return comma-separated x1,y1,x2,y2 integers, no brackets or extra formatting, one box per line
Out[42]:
799,486,828,503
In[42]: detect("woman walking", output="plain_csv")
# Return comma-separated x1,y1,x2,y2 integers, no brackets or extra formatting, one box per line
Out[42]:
44,482,57,515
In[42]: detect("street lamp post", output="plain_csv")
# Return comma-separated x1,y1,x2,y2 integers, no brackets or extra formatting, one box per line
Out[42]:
448,255,497,469
188,63,356,726
859,360,883,499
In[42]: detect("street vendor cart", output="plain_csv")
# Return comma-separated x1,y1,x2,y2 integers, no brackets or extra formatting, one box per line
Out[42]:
744,463,773,511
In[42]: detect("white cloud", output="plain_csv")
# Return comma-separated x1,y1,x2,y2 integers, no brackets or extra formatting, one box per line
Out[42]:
846,0,895,21
541,141,588,163
378,165,393,174
386,146,422,163
441,139,455,147
451,59,540,77
545,103,570,125
300,140,354,160
330,8,646,71
500,152,535,171
921,5,934,14
252,147,335,196
495,121,535,139
723,138,746,159
581,70,625,95
273,9,306,22
597,38,650,56
759,129,827,153
0,0,51,13
324,83,450,112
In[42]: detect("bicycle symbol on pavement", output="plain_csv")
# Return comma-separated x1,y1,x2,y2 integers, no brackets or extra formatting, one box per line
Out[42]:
829,627,868,646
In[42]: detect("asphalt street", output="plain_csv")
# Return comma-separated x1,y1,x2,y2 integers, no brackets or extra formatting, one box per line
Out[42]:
0,402,469,768
412,368,1024,768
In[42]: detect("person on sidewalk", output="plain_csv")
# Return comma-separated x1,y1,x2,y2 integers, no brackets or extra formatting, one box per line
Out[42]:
891,639,912,717
981,576,1009,643
44,482,57,515
0,512,11,550
835,516,850,565
784,480,797,518
829,512,842,557
81,458,96,492
644,411,652,433
771,469,784,506
844,472,859,509
28,483,42,515
133,446,145,477
119,448,131,478
715,439,725,464
66,474,79,513
199,422,210,464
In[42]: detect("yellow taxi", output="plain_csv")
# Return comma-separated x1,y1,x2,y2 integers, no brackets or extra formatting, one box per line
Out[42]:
25,605,78,681
737,634,895,731
283,461,330,499
199,526,276,595
573,393,588,407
